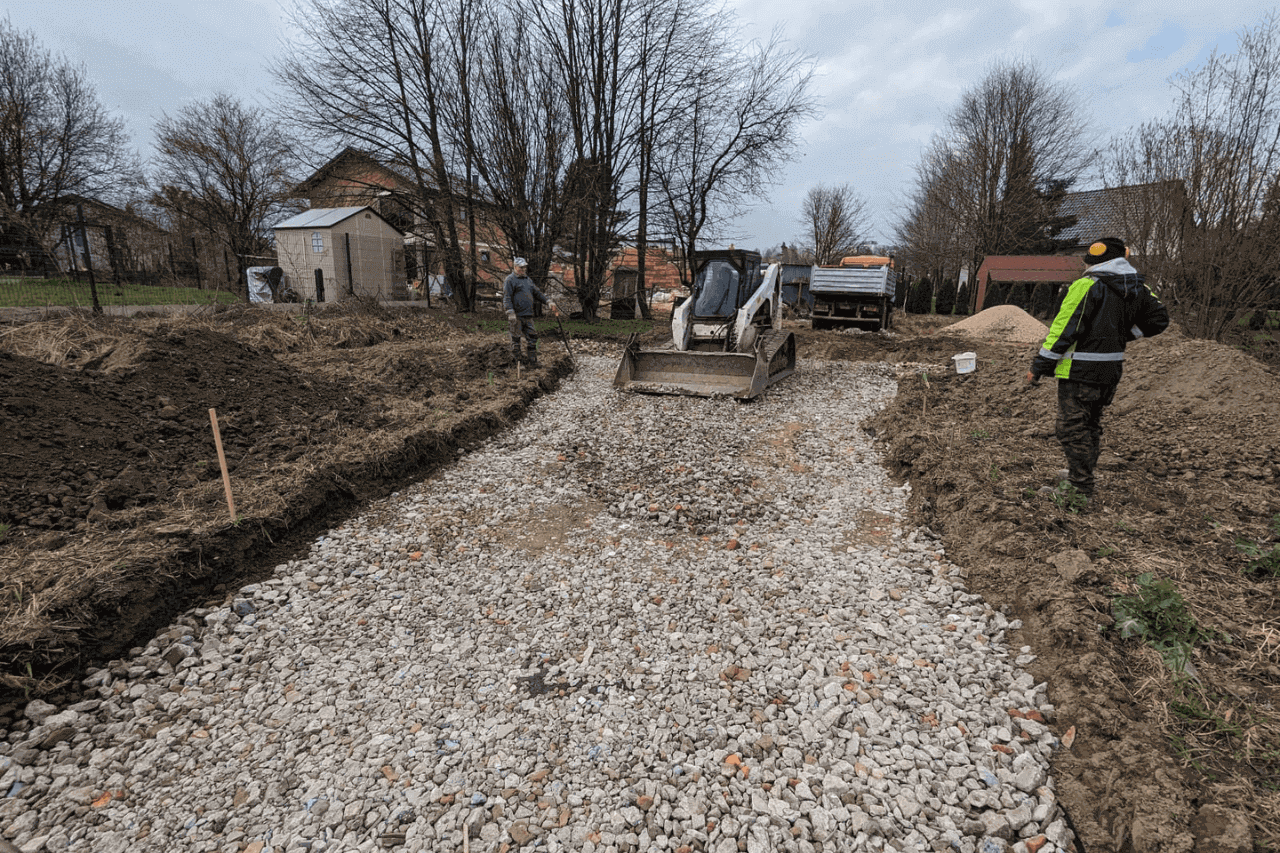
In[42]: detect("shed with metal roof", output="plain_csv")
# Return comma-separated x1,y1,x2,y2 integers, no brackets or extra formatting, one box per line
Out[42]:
273,206,405,302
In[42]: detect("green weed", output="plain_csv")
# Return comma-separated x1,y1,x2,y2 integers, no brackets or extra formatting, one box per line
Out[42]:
1113,573,1216,673
988,462,1000,482
1049,481,1089,513
1235,513,1280,576
0,522,8,541
969,428,990,440
1095,545,1117,558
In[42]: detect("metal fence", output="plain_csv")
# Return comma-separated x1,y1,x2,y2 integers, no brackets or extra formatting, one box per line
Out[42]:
1,221,425,312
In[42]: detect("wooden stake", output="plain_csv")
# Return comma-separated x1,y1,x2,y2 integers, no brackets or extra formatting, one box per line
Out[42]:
209,408,236,520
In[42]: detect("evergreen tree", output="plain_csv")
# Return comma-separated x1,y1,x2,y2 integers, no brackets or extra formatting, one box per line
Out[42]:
1030,282,1055,318
935,278,957,315
955,281,971,315
1006,282,1031,311
894,275,909,309
982,281,1006,310
908,277,933,314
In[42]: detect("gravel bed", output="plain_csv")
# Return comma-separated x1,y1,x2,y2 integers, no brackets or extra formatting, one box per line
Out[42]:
0,356,1075,853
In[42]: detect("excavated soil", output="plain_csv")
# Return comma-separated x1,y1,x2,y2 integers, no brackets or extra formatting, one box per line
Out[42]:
864,313,1280,853
1,306,1278,852
0,303,571,694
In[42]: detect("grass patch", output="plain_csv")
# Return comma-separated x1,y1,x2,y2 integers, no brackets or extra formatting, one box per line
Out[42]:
1113,572,1219,673
1236,513,1280,577
0,278,239,308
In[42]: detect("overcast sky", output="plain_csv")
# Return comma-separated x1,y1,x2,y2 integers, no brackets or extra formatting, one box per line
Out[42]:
4,0,1272,250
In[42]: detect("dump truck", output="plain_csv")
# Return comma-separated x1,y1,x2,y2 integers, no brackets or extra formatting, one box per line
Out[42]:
810,255,896,331
613,249,796,400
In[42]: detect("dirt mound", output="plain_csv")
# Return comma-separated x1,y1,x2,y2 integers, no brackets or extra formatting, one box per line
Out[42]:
0,327,359,533
0,307,570,695
865,328,1280,851
947,304,1049,344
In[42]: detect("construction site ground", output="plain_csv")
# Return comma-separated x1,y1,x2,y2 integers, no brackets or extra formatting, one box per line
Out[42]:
1,303,1278,852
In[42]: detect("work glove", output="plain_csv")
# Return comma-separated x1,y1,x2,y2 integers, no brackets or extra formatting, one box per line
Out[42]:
548,302,558,316
506,309,516,321
1028,354,1055,384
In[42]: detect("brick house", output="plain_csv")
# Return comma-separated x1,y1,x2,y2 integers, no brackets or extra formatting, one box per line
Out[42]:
292,147,513,292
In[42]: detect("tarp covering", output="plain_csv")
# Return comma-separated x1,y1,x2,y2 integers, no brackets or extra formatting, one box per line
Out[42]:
246,267,274,303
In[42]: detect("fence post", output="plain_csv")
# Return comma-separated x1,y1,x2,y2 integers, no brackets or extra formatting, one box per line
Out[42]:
76,204,102,314
190,236,202,290
102,225,122,286
344,232,354,296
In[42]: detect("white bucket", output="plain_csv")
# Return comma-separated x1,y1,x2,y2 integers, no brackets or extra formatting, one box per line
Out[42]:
952,352,976,374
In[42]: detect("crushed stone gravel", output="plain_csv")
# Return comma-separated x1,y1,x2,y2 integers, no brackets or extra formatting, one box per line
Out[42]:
0,355,1075,853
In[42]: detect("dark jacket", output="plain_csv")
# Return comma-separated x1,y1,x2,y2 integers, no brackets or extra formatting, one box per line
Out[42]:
502,273,549,318
1031,258,1169,385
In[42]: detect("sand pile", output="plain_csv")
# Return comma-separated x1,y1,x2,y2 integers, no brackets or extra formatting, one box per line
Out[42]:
947,305,1048,344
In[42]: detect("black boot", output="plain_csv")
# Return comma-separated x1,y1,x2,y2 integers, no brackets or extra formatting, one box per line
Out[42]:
528,347,539,368
511,342,523,365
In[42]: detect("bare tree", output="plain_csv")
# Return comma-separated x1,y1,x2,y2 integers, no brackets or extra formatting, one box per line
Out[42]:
465,2,573,288
277,0,479,310
1106,12,1280,340
799,183,869,265
627,0,718,316
894,146,970,286
0,17,139,270
652,29,818,286
151,93,301,299
525,0,647,321
900,59,1086,291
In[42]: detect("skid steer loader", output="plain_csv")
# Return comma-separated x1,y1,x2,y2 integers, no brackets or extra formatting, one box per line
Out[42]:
613,249,796,400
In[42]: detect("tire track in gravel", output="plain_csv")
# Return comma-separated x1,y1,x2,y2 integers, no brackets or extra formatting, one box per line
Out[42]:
11,356,1076,853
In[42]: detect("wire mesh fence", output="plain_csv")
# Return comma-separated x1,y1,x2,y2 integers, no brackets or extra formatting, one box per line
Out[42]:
1,210,425,312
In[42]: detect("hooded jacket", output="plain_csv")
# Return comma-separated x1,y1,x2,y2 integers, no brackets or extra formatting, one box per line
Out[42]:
1030,257,1169,385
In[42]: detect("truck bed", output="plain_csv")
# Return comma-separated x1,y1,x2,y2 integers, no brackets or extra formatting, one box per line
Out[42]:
809,266,896,299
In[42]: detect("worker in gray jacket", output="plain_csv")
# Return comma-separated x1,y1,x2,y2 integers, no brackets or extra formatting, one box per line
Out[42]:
503,257,558,367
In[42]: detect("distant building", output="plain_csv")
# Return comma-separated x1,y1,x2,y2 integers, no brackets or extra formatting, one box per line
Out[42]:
46,196,169,282
273,206,404,302
291,147,509,290
1053,181,1187,258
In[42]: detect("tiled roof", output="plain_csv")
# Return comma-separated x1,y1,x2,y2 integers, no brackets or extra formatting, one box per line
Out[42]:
1055,182,1180,246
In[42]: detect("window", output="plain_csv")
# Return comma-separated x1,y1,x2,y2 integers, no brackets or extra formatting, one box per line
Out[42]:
480,250,490,262
311,232,324,253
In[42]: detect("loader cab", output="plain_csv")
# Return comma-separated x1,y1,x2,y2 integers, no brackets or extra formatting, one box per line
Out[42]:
690,250,762,320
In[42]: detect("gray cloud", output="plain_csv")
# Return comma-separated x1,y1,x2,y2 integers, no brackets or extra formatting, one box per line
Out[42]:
2,0,1267,250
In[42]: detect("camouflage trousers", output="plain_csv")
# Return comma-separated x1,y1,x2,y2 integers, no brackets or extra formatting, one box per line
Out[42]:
1055,379,1118,495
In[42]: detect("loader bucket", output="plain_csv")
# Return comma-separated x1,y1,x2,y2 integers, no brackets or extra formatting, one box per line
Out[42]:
613,330,796,400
